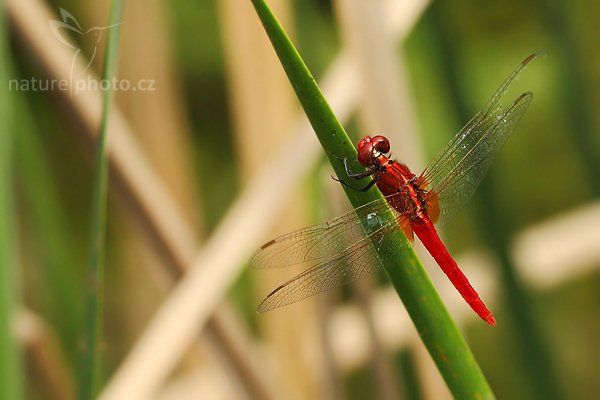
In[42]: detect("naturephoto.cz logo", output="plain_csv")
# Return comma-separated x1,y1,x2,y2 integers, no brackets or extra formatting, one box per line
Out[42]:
8,75,156,93
8,7,155,94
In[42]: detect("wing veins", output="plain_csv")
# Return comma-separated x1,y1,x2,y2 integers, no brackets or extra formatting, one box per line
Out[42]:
257,216,399,312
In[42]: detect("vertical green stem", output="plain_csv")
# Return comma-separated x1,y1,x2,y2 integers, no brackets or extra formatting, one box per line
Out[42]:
398,349,423,400
79,2,124,399
16,95,83,367
532,0,600,195
0,6,22,400
249,1,494,398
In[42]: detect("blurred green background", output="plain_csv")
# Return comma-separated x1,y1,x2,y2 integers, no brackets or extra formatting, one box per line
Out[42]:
2,0,600,399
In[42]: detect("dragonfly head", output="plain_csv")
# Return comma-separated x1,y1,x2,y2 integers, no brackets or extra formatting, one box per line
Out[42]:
357,135,390,167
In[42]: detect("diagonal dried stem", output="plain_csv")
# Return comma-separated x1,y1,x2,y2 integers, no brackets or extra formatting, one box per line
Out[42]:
14,309,75,400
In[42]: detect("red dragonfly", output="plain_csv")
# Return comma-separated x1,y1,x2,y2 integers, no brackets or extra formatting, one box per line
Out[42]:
252,53,541,326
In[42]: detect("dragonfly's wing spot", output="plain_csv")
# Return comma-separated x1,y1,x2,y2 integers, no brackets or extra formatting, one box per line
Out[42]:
260,239,276,250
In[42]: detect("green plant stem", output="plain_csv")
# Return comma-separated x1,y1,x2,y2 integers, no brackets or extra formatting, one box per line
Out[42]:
16,95,83,367
0,7,22,400
533,0,600,195
250,1,494,398
79,2,123,399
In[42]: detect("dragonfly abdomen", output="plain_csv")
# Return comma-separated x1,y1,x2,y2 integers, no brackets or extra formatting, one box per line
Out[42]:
412,217,496,326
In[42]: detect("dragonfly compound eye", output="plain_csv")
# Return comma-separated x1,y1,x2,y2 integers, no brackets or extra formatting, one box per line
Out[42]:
357,136,375,166
357,135,391,166
371,135,390,154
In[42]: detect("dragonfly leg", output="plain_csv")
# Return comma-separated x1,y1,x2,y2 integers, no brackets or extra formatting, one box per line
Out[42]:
331,156,379,191
334,156,376,179
333,174,379,192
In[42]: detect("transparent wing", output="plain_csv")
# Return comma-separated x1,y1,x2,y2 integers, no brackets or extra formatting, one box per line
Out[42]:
250,191,413,269
257,214,410,312
421,52,540,187
426,93,532,226
420,53,541,226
